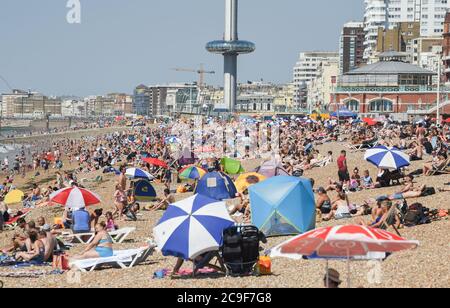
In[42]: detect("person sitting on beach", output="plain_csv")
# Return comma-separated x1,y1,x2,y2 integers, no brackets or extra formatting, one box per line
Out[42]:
15,231,46,263
105,212,117,231
72,207,91,234
149,188,175,211
316,187,332,215
423,154,448,176
362,170,375,189
323,192,352,221
70,222,113,261
38,226,57,262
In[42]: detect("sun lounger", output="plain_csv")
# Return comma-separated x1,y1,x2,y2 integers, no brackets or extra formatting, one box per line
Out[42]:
69,244,156,272
63,227,136,244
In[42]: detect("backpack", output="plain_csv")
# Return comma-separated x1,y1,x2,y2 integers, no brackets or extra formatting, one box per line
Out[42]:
421,187,436,197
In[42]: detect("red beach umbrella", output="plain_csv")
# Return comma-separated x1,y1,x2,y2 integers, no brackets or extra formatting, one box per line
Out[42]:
270,225,419,287
49,187,101,209
143,157,169,169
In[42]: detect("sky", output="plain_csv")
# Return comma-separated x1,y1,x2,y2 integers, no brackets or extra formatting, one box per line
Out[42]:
0,0,364,96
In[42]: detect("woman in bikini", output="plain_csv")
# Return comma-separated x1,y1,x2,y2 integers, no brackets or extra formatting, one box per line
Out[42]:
70,222,113,261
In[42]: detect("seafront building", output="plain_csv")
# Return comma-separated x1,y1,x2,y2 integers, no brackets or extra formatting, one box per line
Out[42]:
332,52,450,118
340,22,366,74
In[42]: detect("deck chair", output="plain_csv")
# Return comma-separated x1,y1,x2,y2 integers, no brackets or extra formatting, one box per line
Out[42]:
69,244,156,272
380,204,402,237
109,227,136,243
428,158,450,176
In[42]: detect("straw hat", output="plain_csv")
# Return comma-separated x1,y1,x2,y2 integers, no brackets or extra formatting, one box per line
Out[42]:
325,269,342,284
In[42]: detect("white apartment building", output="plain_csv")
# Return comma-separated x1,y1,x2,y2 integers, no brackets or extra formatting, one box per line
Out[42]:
364,0,389,61
292,52,339,106
364,0,450,60
306,59,339,113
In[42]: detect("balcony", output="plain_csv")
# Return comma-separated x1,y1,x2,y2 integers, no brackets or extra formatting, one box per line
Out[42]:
335,85,443,93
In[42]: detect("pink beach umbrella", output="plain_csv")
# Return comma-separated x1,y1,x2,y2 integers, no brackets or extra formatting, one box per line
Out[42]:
49,187,101,209
270,225,419,287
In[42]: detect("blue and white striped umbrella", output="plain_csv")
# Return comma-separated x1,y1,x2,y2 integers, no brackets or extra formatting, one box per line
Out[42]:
364,146,410,170
153,194,234,260
125,168,155,181
165,136,180,144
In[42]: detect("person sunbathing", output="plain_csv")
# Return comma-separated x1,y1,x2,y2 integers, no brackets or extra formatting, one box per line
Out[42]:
70,222,113,261
381,176,426,200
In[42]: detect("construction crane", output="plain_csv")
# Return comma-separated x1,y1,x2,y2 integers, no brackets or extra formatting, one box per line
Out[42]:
171,64,215,89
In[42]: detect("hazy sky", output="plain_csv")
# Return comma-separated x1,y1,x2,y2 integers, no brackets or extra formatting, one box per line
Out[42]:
0,0,363,96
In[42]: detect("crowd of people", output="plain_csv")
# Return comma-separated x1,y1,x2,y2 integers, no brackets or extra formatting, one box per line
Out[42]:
0,114,449,277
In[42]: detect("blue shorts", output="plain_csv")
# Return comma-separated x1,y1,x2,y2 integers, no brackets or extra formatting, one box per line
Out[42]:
391,193,404,200
95,246,113,258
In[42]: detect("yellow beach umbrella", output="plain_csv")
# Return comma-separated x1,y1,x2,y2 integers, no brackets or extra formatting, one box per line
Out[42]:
4,189,25,205
234,172,267,193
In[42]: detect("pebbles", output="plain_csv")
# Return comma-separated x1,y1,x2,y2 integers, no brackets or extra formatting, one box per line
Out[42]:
0,142,449,288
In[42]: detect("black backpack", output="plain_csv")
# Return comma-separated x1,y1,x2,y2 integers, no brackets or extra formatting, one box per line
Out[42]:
421,187,436,197
221,225,266,276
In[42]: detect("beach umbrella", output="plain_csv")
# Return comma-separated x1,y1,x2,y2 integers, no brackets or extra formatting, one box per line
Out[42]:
125,168,154,181
153,194,234,260
165,136,180,144
364,146,410,170
49,187,101,209
221,157,245,175
234,172,267,193
444,118,450,124
179,165,207,180
4,190,25,205
143,157,168,169
363,118,378,126
269,225,419,287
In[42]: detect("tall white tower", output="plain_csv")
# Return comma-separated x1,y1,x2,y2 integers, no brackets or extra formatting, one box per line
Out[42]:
206,0,255,112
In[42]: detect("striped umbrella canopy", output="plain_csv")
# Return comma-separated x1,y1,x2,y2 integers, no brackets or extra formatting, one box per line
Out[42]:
179,165,207,180
50,187,101,209
364,146,410,170
125,168,155,181
153,194,234,260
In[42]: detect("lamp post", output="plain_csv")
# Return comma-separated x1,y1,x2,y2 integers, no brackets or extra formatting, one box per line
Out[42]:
437,54,442,126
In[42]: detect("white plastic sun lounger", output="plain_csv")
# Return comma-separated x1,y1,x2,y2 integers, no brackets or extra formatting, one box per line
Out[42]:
63,227,137,244
69,244,156,272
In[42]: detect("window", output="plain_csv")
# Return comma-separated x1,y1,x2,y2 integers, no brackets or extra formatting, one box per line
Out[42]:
369,99,394,113
346,100,360,112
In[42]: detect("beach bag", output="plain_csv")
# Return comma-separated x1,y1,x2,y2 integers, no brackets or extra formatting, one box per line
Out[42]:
421,187,436,197
52,254,70,271
257,256,272,275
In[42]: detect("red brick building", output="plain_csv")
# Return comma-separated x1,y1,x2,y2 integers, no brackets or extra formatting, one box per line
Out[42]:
332,52,450,116
443,12,450,83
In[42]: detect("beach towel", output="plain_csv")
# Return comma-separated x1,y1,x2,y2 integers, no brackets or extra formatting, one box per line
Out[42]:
153,268,217,279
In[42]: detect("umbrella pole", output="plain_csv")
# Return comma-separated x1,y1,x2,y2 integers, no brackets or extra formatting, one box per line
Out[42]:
347,249,351,289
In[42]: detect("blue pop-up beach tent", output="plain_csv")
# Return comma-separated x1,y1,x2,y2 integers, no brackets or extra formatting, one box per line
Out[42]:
195,172,238,201
134,180,157,202
249,176,316,237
